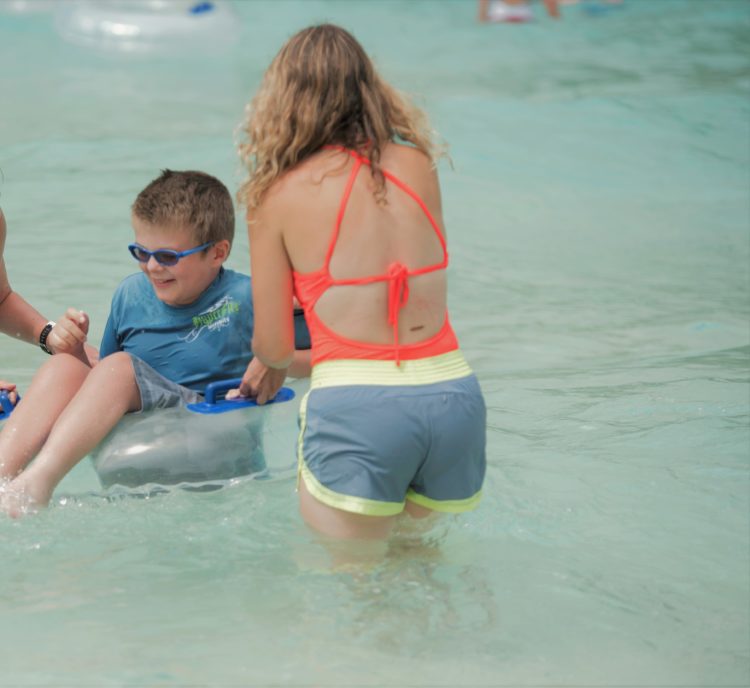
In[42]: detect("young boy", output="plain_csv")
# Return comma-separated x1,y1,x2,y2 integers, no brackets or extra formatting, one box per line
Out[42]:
0,207,96,404
0,170,310,515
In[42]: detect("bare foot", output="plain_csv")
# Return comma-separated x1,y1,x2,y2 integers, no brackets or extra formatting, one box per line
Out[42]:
0,475,52,517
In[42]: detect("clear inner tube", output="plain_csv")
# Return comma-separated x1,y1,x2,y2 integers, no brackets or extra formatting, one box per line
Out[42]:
53,0,240,54
0,380,306,491
0,1,57,14
91,379,306,489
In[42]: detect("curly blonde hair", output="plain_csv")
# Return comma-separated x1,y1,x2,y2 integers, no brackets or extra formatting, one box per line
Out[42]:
238,24,443,211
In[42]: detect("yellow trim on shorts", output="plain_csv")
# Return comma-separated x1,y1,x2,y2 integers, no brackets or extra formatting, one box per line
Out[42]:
310,350,473,389
298,390,402,516
298,350,479,517
406,488,483,514
295,389,310,493
299,461,405,516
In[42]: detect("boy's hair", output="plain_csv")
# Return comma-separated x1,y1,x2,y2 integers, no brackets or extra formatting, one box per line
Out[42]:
132,170,235,249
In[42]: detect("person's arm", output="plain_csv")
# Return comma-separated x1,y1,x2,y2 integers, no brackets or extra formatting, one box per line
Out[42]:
232,302,311,401
45,308,95,366
0,208,40,404
288,349,311,378
235,357,286,406
230,345,310,404
238,198,295,403
0,289,48,347
0,209,48,346
0,209,97,363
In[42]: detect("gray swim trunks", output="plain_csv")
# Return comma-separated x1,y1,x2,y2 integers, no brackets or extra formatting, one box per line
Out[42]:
130,355,203,413
297,351,486,516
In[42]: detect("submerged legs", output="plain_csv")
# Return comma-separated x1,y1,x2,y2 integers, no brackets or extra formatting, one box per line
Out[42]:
0,354,91,481
1,352,141,515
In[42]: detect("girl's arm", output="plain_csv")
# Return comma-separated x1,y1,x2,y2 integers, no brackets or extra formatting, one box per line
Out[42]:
288,349,311,378
247,197,295,370
239,194,295,403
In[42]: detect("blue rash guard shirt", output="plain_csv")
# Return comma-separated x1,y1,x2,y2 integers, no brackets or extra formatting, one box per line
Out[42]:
99,267,310,394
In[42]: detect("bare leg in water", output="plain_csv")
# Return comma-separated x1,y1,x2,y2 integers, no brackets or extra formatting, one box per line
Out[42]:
1,352,141,516
0,354,91,481
297,478,441,568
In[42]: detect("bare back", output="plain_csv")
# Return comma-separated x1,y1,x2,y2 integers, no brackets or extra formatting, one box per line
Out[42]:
278,143,448,346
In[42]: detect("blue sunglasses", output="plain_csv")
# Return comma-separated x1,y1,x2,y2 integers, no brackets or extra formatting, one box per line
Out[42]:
128,241,214,266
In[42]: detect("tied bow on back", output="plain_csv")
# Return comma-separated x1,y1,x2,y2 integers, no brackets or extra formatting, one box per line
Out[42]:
387,262,410,365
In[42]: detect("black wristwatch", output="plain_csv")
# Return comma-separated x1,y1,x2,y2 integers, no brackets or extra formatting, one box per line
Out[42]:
39,321,55,355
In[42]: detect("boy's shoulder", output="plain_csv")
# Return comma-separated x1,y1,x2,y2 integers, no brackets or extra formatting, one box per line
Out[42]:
196,268,252,310
222,267,250,285
209,267,250,295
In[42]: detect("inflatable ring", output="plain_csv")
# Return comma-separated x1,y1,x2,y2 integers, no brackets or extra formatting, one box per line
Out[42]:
0,1,57,14
91,378,303,489
54,0,240,54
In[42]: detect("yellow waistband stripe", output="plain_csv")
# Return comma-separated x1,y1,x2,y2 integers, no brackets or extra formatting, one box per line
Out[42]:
310,350,473,389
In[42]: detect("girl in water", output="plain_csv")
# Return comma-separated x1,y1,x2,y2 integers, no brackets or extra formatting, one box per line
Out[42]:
236,24,486,540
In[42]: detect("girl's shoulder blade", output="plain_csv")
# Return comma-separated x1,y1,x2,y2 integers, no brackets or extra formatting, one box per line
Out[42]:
270,149,350,202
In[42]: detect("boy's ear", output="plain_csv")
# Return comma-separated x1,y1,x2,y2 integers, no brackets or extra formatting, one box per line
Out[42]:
211,240,231,263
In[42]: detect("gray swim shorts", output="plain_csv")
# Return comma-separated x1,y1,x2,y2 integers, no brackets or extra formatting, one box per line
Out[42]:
297,351,486,516
130,355,203,413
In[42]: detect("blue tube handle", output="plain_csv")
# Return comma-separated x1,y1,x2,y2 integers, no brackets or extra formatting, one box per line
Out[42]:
0,389,18,419
189,378,295,415
203,378,243,405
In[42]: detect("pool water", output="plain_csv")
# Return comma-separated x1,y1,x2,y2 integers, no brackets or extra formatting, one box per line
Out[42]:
1,0,748,685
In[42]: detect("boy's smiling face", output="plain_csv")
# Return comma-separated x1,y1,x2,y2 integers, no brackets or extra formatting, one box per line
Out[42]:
131,215,229,307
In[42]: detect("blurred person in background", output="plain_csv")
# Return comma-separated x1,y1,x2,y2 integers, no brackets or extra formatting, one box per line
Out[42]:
478,0,560,23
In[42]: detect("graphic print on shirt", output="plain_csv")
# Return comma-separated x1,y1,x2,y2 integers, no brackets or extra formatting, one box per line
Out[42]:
180,295,241,343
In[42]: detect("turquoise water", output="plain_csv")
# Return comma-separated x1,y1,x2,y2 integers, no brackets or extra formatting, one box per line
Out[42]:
1,0,749,685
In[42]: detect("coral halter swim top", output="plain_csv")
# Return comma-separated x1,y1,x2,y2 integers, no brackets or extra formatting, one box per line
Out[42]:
292,146,459,367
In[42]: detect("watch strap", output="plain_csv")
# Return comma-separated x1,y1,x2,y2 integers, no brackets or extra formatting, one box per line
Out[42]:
39,321,56,355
